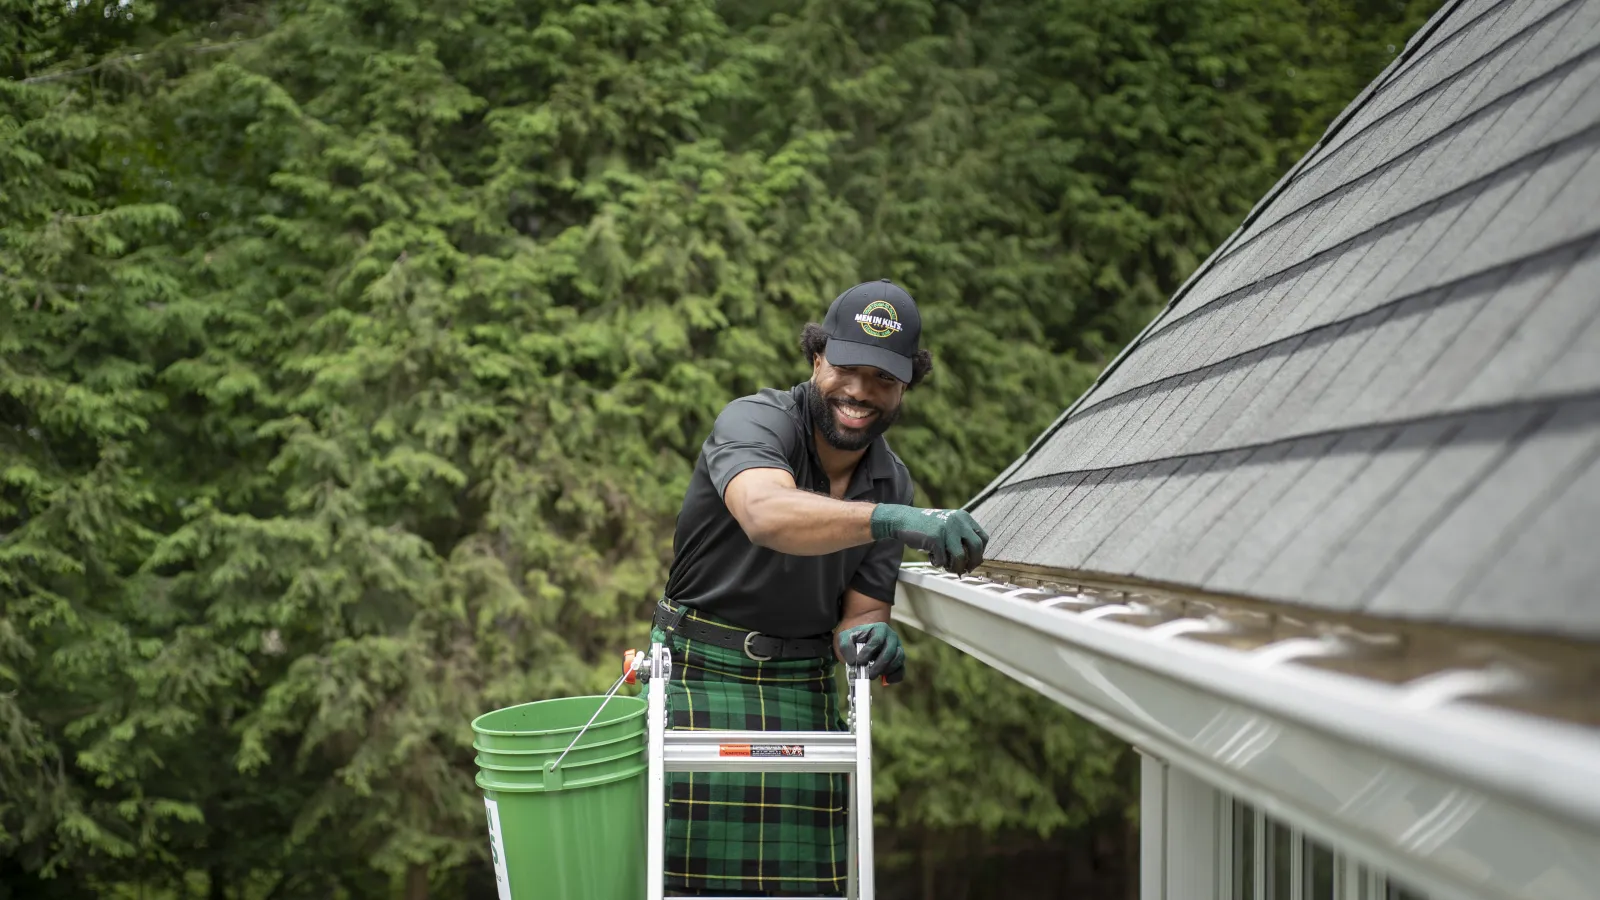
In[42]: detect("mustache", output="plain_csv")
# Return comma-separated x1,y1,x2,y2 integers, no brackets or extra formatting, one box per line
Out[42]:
827,395,882,414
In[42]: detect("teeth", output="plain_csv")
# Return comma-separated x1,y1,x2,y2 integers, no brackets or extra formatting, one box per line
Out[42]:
838,404,872,420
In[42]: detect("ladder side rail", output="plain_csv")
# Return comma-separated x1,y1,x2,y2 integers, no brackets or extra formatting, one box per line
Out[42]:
852,668,874,900
848,737,859,900
646,643,668,900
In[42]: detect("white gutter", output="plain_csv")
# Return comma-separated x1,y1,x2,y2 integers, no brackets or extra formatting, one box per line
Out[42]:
893,564,1600,900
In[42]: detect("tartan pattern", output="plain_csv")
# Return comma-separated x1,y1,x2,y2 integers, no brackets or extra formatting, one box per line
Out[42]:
650,602,848,897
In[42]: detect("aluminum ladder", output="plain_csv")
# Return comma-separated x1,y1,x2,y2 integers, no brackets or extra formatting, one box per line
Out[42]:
634,640,876,900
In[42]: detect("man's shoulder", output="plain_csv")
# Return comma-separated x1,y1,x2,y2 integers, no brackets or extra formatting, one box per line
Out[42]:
705,385,808,455
716,385,805,431
724,385,804,416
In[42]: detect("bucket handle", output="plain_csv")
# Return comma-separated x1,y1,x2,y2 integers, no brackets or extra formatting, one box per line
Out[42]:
548,652,644,774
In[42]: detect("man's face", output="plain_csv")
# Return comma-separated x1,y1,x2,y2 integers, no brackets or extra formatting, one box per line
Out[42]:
807,354,907,452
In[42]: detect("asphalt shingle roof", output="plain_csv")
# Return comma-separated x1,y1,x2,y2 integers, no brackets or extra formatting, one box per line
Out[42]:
968,0,1600,639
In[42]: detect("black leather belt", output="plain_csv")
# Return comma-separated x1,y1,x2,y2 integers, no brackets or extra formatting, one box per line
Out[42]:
653,602,834,661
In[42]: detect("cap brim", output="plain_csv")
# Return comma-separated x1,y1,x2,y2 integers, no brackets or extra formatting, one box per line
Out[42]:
824,338,913,383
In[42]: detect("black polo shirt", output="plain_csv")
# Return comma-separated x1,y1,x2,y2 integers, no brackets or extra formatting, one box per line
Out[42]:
663,383,915,638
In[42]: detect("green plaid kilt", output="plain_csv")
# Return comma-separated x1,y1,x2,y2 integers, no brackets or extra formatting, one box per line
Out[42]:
649,602,848,897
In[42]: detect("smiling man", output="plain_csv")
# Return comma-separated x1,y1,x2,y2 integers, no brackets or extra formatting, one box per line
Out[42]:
650,279,989,897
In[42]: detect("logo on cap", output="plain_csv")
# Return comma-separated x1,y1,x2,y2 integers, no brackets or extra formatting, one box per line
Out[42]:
855,300,902,338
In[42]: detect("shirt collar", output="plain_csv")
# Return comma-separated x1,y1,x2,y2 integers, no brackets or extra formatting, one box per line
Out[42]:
855,434,898,484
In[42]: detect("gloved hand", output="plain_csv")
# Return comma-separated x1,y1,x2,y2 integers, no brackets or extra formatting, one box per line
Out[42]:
836,622,905,684
869,504,990,574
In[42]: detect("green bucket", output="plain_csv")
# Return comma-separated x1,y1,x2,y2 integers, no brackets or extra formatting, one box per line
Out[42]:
472,694,648,900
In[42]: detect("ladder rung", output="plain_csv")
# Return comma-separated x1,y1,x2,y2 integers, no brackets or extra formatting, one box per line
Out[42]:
662,729,858,773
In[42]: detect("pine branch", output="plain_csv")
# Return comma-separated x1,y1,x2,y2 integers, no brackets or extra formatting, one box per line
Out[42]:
18,38,264,85
0,273,83,294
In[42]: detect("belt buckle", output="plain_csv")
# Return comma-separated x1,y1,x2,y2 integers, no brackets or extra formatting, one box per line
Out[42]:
743,631,773,662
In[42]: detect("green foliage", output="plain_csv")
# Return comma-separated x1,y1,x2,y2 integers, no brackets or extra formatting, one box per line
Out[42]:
1,0,1442,895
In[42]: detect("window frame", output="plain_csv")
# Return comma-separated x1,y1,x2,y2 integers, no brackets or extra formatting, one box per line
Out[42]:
1143,755,1436,900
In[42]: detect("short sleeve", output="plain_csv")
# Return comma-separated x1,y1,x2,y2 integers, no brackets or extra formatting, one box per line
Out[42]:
702,397,801,498
848,467,916,605
849,538,903,605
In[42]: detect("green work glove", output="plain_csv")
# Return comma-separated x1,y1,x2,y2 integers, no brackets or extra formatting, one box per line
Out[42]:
869,504,990,575
837,622,905,684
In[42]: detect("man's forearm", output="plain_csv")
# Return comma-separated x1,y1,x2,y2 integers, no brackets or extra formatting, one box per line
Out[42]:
833,607,890,661
743,488,878,556
834,605,890,639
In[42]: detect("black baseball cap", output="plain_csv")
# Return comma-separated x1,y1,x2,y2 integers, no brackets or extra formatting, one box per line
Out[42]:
820,279,922,383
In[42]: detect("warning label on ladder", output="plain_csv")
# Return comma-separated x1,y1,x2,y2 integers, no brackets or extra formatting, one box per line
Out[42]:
718,744,806,757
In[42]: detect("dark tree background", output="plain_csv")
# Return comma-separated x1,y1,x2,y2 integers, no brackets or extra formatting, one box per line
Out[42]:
1,0,1440,897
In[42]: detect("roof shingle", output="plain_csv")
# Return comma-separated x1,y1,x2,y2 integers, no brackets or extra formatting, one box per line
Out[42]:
969,0,1600,638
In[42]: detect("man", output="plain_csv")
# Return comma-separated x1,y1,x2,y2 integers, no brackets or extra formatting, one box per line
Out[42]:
650,278,989,897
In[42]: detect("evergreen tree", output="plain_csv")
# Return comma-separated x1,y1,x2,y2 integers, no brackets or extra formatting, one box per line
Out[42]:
1,0,1443,895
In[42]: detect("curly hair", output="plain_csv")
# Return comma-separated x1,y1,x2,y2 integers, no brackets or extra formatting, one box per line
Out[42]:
799,323,934,388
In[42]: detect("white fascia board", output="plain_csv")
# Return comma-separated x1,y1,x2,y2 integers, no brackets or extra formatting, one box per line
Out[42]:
893,564,1600,900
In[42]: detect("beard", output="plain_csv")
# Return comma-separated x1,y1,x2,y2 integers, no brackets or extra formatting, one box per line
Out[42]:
805,379,902,452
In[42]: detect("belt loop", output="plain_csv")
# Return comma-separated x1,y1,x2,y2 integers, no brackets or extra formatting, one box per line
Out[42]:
659,598,689,636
